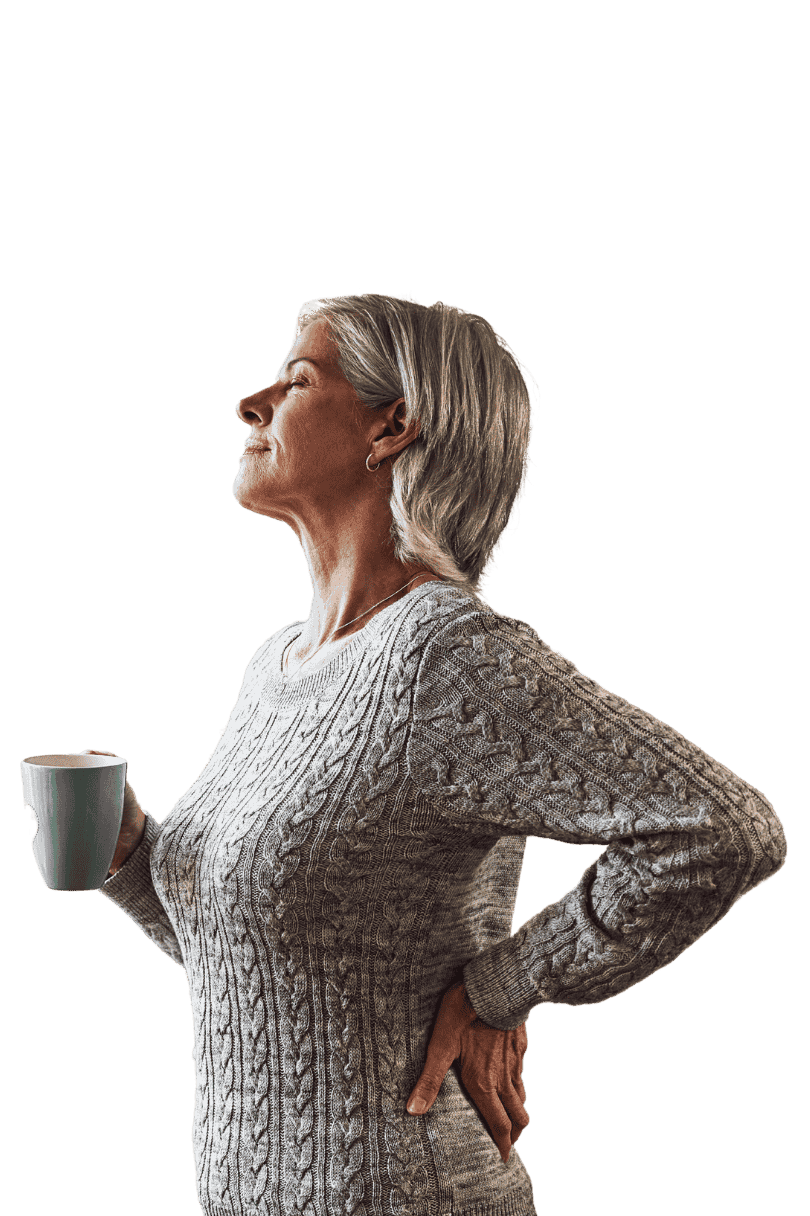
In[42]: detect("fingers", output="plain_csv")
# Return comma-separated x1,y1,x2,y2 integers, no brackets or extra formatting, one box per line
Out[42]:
405,985,528,1167
407,1056,451,1114
407,987,468,1115
500,1083,530,1145
407,1054,450,1113
469,1081,529,1160
82,750,141,818
408,1072,528,1164
456,1021,529,1163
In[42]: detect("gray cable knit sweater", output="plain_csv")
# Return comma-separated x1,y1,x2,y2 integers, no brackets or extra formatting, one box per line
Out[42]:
100,581,786,1216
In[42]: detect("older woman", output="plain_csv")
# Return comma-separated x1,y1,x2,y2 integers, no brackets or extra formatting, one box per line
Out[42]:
92,293,786,1216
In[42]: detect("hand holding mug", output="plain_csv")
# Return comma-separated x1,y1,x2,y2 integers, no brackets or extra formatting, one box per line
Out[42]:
80,750,146,876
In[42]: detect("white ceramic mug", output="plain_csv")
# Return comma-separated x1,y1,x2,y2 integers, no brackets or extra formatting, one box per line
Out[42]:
21,753,126,890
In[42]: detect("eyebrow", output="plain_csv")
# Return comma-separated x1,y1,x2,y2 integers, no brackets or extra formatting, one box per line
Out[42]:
284,357,322,373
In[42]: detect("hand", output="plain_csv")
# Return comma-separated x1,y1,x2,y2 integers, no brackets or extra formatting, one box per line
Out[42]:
406,980,529,1163
80,749,146,870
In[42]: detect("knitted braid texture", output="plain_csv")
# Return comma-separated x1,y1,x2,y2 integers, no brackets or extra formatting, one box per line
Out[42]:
100,583,785,1216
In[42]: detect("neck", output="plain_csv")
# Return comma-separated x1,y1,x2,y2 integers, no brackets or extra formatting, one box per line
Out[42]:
297,563,441,656
292,525,439,658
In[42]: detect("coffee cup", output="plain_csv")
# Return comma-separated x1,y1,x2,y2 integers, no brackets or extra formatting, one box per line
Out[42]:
22,753,127,890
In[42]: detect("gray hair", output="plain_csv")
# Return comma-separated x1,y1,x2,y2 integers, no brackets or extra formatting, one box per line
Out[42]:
296,294,532,601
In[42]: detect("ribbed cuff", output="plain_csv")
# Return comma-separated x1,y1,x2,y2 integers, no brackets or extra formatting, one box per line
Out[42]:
463,935,540,1031
99,813,166,927
99,813,185,968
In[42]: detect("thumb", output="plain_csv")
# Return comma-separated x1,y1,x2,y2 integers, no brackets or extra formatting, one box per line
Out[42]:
406,1079,432,1113
407,1066,445,1115
407,983,474,1115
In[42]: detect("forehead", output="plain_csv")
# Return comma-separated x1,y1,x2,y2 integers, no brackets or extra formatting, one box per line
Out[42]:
278,315,339,375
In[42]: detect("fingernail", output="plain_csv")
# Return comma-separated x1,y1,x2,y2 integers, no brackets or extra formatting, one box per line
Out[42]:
408,1098,427,1114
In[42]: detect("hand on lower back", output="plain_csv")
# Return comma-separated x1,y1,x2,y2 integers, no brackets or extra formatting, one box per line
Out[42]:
406,980,529,1163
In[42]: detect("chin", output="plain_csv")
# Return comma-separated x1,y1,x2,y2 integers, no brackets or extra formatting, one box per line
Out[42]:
233,490,282,521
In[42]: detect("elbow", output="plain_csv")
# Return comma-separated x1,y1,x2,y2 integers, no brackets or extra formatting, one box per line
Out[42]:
771,807,788,870
734,788,787,891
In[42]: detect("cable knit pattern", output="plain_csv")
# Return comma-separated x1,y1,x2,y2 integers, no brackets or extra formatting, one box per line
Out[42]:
99,582,786,1216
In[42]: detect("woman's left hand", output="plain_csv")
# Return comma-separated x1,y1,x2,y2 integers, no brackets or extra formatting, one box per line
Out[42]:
406,980,529,1163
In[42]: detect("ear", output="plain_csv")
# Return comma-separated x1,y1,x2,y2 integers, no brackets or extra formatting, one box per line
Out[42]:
366,397,422,471
388,397,420,441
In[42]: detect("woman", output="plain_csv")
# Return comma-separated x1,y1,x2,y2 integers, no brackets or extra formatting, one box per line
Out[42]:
91,293,786,1216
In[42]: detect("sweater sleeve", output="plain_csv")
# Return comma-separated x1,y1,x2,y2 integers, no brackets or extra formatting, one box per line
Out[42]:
406,608,787,1031
95,633,281,970
99,812,185,968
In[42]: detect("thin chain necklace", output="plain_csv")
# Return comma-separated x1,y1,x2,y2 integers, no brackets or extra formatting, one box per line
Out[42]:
282,573,441,681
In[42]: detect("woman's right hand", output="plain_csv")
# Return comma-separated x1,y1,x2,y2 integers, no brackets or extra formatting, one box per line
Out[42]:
80,749,147,875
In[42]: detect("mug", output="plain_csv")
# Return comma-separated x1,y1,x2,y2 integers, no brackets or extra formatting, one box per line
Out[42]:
22,753,127,890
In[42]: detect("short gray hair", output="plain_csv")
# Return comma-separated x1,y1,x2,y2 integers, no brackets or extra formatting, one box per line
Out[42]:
297,294,532,600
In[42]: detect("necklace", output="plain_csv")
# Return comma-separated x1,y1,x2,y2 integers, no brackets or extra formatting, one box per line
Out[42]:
282,573,441,681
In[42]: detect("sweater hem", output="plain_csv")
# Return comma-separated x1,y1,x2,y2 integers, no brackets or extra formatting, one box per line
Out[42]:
200,1186,536,1216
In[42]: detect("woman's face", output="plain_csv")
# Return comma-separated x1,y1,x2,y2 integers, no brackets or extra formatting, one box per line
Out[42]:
233,316,381,525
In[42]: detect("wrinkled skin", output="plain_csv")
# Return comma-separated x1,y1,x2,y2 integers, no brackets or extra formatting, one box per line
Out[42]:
407,980,529,1162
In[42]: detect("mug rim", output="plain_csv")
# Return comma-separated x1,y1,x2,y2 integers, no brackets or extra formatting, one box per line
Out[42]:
22,754,126,768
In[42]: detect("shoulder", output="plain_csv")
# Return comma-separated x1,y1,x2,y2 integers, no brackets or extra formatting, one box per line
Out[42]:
399,586,556,708
385,584,655,738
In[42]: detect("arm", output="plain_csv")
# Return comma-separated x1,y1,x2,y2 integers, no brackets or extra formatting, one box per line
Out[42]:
92,635,279,968
100,812,186,968
406,609,787,1031
107,804,146,877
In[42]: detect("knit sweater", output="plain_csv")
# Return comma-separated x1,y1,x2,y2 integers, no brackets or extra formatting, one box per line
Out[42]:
100,580,786,1216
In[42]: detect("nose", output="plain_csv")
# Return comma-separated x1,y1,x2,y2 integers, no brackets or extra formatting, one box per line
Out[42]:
236,386,275,425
